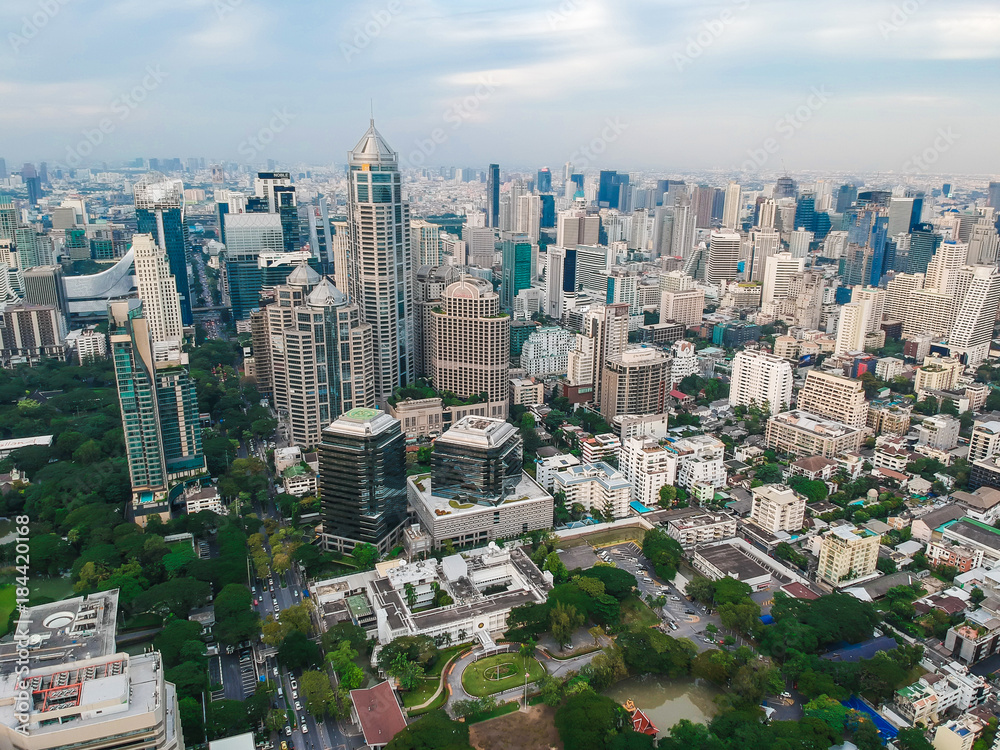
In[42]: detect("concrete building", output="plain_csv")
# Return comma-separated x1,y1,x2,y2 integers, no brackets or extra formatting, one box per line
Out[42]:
970,421,1000,462
706,229,742,286
659,288,704,327
796,370,869,430
667,511,737,548
916,415,961,451
619,435,678,507
765,410,864,458
430,278,509,419
346,121,413,404
521,326,574,377
729,350,793,416
0,302,67,367
550,462,632,520
761,252,805,306
749,484,806,533
868,399,913,436
877,357,905,381
535,453,581,493
600,346,669,420
510,377,544,407
915,355,964,396
580,433,622,464
669,434,727,492
131,233,183,345
0,591,185,750
817,524,881,586
411,219,442,266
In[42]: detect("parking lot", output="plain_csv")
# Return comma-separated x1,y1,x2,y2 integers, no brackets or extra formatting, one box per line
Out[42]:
595,542,722,649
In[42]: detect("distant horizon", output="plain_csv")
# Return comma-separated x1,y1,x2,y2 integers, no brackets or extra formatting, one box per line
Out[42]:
2,0,998,173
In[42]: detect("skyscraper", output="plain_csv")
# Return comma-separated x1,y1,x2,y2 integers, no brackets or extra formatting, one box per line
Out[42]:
836,184,857,213
500,234,533,309
906,223,943,275
949,266,1000,366
318,408,408,555
109,301,204,522
346,120,413,404
133,172,193,325
21,163,41,206
536,167,552,193
774,175,797,200
131,234,183,344
411,219,443,266
988,182,1000,209
722,181,741,229
486,163,500,228
430,277,510,418
706,229,741,286
762,252,805,305
729,350,793,415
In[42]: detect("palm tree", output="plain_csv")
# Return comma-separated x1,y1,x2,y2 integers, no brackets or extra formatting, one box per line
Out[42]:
404,582,417,609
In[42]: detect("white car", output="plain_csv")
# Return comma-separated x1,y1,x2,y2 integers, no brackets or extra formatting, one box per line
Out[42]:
290,679,298,690
294,701,301,711
284,727,291,737
292,690,298,699
301,724,308,734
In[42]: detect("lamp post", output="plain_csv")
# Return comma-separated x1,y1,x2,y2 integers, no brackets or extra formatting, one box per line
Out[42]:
522,671,529,711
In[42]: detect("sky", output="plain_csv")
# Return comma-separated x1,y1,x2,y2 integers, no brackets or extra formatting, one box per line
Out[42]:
2,0,999,175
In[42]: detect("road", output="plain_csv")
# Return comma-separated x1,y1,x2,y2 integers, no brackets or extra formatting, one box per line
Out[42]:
598,542,723,650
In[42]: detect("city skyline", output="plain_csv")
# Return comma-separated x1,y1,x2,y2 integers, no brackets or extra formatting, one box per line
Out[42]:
2,0,998,172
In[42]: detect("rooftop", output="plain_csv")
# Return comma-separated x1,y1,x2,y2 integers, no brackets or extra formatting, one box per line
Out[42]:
409,471,551,516
770,410,860,438
349,681,407,748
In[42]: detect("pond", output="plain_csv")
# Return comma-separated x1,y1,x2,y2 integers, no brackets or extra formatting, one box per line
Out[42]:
604,676,722,736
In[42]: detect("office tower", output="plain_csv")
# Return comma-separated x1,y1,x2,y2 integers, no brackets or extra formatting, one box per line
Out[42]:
659,288,704,327
0,591,186,750
545,245,575,319
501,179,527,233
572,243,614,296
556,210,600,247
706,229,741,286
885,272,924,322
133,172,192,325
516,193,541,243
903,288,954,339
0,158,5,179
22,265,66,311
21,163,41,205
722,181,741,229
109,301,203,515
574,303,630,405
888,196,919,237
905,223,942,275
853,286,886,329
794,193,832,239
691,186,716,228
774,175,797,199
346,121,413,404
797,370,869,429
787,269,827,330
598,170,619,208
925,240,969,295
432,415,522,503
968,221,1000,266
988,182,1000,209
500,234,532,309
600,347,669,419
789,229,813,258
131,234,183,344
412,264,464,376
729,350,793,416
486,163,500,227
757,198,777,229
222,248,321,319
747,227,781,281
818,525,880,586
836,184,857,213
411,219,443,266
750,484,806,533
670,193,698,258
430,278,510,418
462,225,495,268
536,168,552,193
949,266,1000,366
250,171,298,253
275,277,375,448
761,252,804,306
835,301,871,354
318,407,408,554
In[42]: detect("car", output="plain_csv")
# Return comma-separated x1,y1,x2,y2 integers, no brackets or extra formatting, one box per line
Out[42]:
685,609,696,615
780,692,792,699
668,621,679,630
295,701,301,711
253,599,259,606
702,637,713,643
670,596,681,601
290,678,298,690
284,727,291,737
301,724,308,734
281,742,288,750
643,577,652,583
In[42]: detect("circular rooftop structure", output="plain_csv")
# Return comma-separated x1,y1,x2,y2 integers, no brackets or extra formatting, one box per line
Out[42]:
43,611,74,629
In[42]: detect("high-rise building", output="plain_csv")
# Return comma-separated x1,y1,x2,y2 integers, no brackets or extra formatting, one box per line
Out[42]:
729,350,793,415
222,248,322,320
133,172,192,325
750,484,806,533
346,121,413,404
581,303,630,406
412,264,461,377
721,181,741,229
431,416,522,503
906,223,943,275
659,288,704,327
788,229,813,258
22,265,66,311
925,239,969,295
462,225,495,268
885,272,925,322
706,229,742,286
500,234,533,309
318,407,408,554
411,219,442,266
21,163,41,205
0,302,67,367
516,193,541,243
761,252,804,306
545,245,575,319
109,301,204,521
430,278,509,419
536,167,552,193
0,158,6,179
486,163,500,228
797,370,869,429
747,227,781,281
903,288,955,340
835,287,884,354
836,184,858,213
131,234,183,344
600,346,669,419
968,221,1000,266
556,210,600,247
817,525,880,586
949,266,1000,366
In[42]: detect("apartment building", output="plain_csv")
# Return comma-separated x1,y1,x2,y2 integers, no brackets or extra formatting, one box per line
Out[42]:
749,484,807,533
817,524,881,586
765,410,865,458
550,462,632,520
667,511,738,548
796,370,869,430
620,436,678,507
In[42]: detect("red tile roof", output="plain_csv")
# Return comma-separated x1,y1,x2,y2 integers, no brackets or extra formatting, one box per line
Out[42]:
350,681,407,748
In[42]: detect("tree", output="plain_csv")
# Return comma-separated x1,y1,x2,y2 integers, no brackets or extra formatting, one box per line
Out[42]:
213,584,260,646
804,694,851,732
154,619,206,668
166,660,209,700
277,630,322,671
658,484,678,508
352,542,378,570
730,659,783,707
719,601,761,635
579,566,637,599
549,600,585,650
544,551,569,583
388,652,424,691
755,463,784,484
205,699,251,741
686,577,716,603
897,728,935,750
641,528,684,580
179,697,206,745
384,709,472,750
322,621,368,654
300,669,336,718
554,690,630,750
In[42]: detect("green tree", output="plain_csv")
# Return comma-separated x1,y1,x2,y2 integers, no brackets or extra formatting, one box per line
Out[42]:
388,652,424,691
214,584,260,646
549,600,585,650
384,709,472,750
554,690,630,750
897,728,935,750
544,551,569,583
300,669,336,717
277,630,323,671
804,694,851,732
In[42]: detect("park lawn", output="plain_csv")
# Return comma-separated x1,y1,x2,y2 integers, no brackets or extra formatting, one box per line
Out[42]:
462,653,546,697
620,596,660,628
401,678,440,708
407,686,448,716
0,585,15,638
426,644,468,677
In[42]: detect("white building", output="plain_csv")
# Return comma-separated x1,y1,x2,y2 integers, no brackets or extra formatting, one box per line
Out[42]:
706,229,742,286
749,484,806,533
667,511,737,548
669,434,727,492
620,435,678,507
729,349,793,416
762,252,805,305
131,233,183,345
535,453,581,493
550,462,632,519
521,326,575,377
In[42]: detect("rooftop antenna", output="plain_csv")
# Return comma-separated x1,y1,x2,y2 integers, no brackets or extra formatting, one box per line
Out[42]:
370,99,374,126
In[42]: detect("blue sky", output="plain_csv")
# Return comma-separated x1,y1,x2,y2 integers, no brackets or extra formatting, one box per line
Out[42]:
2,0,998,173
